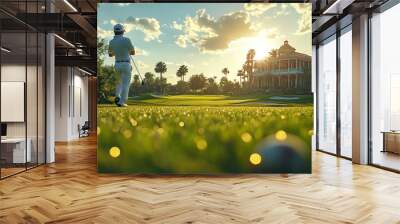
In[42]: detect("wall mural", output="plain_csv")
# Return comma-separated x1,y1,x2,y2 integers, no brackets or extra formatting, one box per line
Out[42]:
97,3,313,173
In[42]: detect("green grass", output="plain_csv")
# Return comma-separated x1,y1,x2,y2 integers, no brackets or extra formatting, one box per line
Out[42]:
127,94,313,106
98,95,313,173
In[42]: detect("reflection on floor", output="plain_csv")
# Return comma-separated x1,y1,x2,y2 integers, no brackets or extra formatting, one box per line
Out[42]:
0,163,42,178
1,167,25,178
373,151,400,171
0,136,400,223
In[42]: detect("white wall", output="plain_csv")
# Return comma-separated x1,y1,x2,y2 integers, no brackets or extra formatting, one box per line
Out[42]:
1,63,46,164
54,67,89,141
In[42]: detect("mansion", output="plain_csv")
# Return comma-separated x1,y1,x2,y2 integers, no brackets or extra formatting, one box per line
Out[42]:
247,41,312,93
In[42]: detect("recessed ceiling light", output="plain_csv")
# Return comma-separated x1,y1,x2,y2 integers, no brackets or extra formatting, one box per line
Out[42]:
54,34,75,48
1,47,11,53
78,67,92,76
63,0,78,12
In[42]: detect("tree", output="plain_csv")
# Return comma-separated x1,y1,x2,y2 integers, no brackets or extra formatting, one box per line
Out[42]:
221,67,229,78
237,69,244,85
189,74,207,92
175,80,190,94
154,62,167,93
144,72,154,84
269,49,278,58
129,74,142,96
205,77,219,94
98,65,118,102
176,65,189,81
245,49,256,84
154,61,167,79
247,49,256,61
97,38,118,103
219,76,234,93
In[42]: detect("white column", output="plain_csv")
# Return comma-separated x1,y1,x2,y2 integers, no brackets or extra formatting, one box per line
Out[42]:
46,33,55,163
352,14,369,164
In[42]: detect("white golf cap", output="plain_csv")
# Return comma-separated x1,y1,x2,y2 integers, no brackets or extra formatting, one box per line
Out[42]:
113,23,125,33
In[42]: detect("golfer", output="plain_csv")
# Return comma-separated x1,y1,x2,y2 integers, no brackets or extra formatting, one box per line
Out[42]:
108,23,135,107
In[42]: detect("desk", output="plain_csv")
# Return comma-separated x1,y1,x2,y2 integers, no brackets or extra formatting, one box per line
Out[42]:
382,131,400,154
1,138,31,163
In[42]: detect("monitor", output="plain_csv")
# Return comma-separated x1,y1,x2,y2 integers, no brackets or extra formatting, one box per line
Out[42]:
1,123,7,137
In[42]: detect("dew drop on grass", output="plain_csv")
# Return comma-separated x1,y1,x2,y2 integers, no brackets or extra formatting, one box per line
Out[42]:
249,153,262,165
241,132,252,143
109,146,121,158
275,130,287,141
122,129,132,139
196,138,207,151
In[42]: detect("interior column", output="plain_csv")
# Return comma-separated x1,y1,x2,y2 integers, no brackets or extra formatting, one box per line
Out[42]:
352,14,369,164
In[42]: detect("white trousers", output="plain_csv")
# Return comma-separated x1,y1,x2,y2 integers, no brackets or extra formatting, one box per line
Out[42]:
114,62,132,104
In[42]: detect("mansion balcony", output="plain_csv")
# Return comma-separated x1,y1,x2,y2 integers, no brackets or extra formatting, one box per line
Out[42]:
253,67,305,77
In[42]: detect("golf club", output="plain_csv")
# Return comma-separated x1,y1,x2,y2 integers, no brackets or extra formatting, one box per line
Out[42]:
130,56,145,86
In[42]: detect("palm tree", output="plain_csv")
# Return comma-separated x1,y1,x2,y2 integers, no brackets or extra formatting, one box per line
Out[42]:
154,62,167,93
269,49,278,58
242,64,248,82
237,69,244,85
245,49,256,84
247,49,256,61
154,61,167,80
221,68,229,78
176,65,189,81
144,72,155,82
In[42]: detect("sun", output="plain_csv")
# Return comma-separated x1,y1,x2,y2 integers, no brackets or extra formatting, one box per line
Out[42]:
250,34,271,60
231,31,272,61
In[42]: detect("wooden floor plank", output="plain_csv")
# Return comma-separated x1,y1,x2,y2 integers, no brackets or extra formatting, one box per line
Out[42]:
0,136,399,223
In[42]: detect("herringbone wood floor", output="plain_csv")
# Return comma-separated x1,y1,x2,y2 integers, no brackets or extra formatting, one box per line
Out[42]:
1,136,400,224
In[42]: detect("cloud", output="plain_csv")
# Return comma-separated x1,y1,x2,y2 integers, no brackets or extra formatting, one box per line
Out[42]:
266,28,279,39
243,3,278,16
291,4,311,35
171,21,183,30
97,27,113,39
175,35,187,48
135,47,149,56
111,17,161,41
174,9,256,52
135,60,149,69
165,61,192,68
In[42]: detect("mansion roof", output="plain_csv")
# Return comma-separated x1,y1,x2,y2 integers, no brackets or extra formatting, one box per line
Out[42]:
259,40,311,62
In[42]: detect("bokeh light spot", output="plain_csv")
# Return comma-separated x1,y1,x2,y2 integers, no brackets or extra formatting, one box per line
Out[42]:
97,127,101,135
109,147,120,158
241,132,252,143
275,130,287,141
157,128,164,135
130,118,138,127
249,153,262,165
122,129,132,139
196,138,208,150
179,121,185,127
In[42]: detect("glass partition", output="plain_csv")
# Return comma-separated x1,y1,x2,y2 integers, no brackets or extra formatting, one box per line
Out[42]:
339,27,352,158
317,35,337,154
0,1,46,179
0,30,28,178
370,3,400,171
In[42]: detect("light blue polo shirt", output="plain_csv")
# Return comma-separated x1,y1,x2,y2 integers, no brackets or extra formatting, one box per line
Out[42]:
109,35,134,62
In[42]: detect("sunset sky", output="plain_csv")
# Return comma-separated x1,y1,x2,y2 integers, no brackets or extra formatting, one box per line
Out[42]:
98,3,311,84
